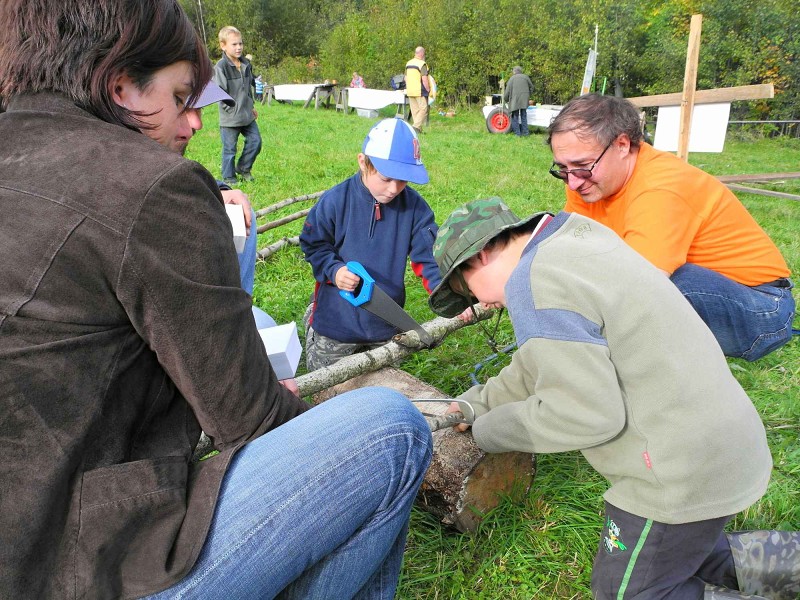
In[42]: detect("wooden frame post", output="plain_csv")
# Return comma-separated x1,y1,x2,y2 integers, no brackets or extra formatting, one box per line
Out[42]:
678,14,703,161
625,13,772,161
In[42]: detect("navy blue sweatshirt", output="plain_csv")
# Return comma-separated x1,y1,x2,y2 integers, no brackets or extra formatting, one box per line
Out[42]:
300,172,441,343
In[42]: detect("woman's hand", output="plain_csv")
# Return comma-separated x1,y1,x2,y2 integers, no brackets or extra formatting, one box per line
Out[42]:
220,189,253,234
279,378,300,397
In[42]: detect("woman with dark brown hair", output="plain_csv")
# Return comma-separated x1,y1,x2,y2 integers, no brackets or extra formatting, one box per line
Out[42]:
0,1,432,598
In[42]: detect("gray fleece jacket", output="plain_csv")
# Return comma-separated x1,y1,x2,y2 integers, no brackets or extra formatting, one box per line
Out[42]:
213,55,256,127
459,212,772,525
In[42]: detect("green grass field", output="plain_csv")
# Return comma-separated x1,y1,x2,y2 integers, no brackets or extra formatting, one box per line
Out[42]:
187,102,800,599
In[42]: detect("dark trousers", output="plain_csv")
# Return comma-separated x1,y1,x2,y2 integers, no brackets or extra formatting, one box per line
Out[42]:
220,120,262,180
591,502,739,599
510,108,529,136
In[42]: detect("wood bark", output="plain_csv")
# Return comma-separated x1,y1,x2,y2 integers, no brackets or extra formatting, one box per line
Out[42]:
312,367,535,532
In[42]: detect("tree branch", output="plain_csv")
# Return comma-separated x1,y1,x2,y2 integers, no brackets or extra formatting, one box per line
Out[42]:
296,307,495,397
254,191,324,218
256,208,310,234
257,236,300,259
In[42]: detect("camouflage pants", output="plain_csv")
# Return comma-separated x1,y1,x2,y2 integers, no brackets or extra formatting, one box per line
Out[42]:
303,304,387,372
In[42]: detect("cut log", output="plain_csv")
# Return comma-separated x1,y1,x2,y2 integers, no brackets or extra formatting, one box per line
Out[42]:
312,367,536,532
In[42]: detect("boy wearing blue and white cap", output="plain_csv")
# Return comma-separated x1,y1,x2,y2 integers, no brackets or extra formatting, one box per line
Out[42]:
299,118,441,371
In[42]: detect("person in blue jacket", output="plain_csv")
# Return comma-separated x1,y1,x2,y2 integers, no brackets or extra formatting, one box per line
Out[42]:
300,118,441,371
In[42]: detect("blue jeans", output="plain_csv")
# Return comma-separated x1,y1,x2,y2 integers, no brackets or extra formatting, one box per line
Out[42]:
235,206,276,328
510,109,529,136
671,263,796,361
238,207,258,295
221,121,263,180
145,389,432,599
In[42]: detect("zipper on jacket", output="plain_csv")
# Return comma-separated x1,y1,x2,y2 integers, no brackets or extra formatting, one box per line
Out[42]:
369,200,381,238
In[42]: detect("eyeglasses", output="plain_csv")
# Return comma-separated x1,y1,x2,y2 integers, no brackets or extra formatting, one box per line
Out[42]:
549,140,613,181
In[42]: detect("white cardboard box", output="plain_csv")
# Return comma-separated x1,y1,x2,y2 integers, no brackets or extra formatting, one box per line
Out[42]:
258,322,302,380
225,204,247,253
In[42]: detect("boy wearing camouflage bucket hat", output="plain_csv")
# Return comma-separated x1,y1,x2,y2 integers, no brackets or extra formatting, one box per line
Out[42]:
429,198,798,599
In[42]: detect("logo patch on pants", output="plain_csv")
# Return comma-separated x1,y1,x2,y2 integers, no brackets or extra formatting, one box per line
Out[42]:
603,518,628,554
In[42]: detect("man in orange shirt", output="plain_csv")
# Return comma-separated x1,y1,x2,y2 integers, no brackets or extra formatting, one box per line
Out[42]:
547,94,795,361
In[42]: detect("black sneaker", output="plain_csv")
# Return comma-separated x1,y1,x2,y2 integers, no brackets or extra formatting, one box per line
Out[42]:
238,171,255,182
223,178,238,187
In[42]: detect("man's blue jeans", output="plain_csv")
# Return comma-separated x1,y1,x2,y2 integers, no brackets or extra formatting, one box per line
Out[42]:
146,388,432,599
221,121,262,180
671,263,796,361
510,109,529,136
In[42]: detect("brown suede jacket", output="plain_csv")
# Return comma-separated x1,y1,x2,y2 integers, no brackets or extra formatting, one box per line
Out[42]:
0,93,309,599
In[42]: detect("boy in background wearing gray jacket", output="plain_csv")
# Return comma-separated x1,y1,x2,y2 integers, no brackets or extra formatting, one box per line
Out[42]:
213,26,261,186
428,198,799,600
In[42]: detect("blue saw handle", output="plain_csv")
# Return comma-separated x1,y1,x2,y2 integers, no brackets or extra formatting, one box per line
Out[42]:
338,261,374,307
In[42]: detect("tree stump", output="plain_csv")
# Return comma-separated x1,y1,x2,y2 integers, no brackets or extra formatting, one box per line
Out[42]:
313,367,536,532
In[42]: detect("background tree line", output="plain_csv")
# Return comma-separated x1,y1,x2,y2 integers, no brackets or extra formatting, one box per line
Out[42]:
182,0,798,120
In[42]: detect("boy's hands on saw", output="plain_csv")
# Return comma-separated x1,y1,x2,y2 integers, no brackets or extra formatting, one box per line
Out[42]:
413,399,474,432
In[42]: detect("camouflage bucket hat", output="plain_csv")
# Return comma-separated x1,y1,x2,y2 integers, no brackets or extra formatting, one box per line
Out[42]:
429,197,549,317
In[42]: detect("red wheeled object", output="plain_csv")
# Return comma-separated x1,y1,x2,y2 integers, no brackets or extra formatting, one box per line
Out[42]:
485,106,511,134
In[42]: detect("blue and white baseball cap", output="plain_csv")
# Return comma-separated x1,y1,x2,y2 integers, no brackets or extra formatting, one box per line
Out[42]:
362,118,429,184
188,81,235,108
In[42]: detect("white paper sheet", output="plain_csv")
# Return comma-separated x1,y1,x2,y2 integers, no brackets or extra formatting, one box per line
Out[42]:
653,103,731,153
